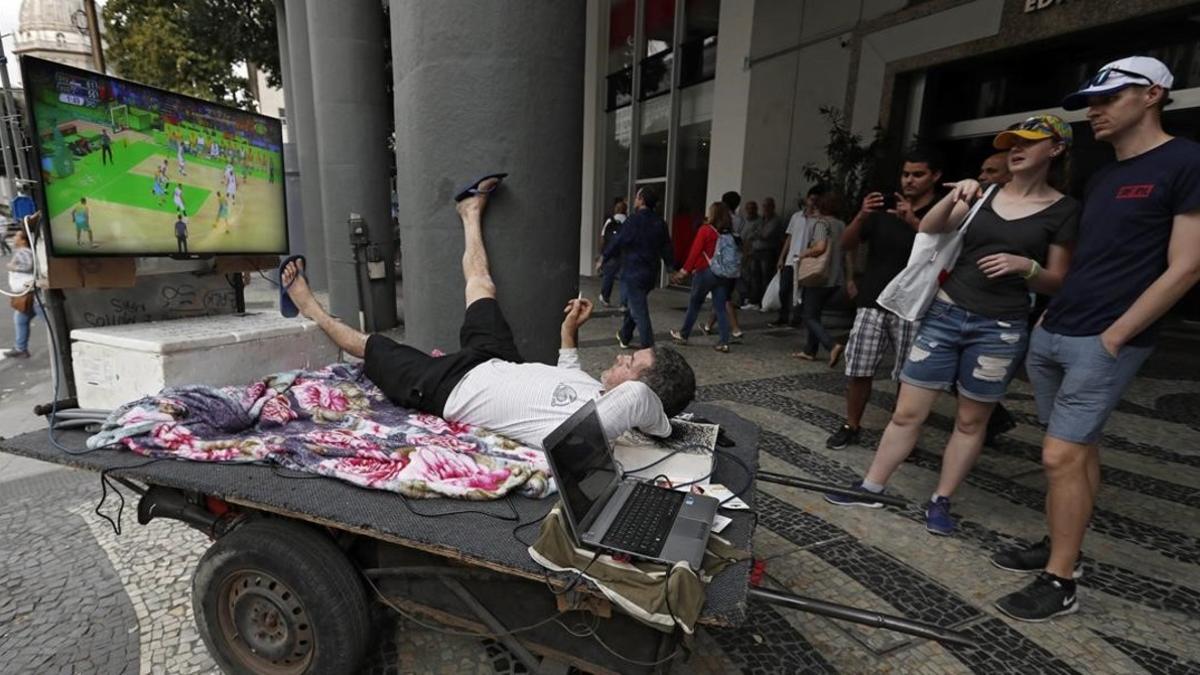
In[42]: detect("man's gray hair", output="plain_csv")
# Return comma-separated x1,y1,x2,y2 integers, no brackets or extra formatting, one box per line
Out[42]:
638,346,696,417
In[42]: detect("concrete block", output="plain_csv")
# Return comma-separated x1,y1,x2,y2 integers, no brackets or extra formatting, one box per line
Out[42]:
70,313,341,410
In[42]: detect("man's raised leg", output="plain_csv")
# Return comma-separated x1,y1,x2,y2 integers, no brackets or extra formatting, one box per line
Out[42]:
456,177,501,307
282,260,368,358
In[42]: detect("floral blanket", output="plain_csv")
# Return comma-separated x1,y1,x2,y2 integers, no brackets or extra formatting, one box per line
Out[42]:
87,363,553,500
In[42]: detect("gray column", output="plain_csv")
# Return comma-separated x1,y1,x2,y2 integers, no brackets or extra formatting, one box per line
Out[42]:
391,1,585,363
273,0,305,258
282,0,327,291
306,0,396,329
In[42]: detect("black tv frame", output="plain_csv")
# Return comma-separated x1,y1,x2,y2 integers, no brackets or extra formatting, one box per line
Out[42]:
19,55,289,260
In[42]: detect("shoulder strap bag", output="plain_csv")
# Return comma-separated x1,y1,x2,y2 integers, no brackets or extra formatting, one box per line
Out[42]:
794,217,833,288
876,184,997,322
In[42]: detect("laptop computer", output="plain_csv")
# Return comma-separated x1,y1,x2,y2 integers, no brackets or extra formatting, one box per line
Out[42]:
542,401,718,570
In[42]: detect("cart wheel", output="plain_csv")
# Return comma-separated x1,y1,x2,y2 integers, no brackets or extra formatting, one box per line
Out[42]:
192,518,371,675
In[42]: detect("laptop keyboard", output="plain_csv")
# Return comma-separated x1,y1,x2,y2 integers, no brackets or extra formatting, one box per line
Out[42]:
600,481,686,558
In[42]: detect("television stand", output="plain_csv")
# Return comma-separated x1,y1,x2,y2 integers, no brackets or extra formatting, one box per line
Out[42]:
230,271,247,315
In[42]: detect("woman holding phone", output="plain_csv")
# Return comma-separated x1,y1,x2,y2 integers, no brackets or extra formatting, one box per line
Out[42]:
826,115,1081,536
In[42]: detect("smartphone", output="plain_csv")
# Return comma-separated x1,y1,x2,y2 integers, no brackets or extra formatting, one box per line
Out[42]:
880,193,898,211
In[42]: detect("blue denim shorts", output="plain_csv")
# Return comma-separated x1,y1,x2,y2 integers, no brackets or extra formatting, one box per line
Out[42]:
1026,326,1153,445
899,300,1029,403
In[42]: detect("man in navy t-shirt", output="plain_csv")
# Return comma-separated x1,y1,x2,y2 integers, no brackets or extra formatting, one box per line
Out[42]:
993,57,1200,622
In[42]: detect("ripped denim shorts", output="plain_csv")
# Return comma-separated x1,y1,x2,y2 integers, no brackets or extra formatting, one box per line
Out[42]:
899,300,1029,403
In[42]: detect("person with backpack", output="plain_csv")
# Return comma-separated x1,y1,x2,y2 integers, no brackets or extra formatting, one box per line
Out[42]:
670,202,736,353
596,196,627,308
791,192,848,363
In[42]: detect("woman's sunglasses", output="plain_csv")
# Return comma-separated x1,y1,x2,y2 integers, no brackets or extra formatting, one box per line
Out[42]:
1017,118,1060,140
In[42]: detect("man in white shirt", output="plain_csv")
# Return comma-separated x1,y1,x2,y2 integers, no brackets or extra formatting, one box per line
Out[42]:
281,177,695,449
769,184,827,327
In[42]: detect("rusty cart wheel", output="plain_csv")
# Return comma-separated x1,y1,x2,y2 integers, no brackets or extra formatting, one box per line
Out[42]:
193,518,370,675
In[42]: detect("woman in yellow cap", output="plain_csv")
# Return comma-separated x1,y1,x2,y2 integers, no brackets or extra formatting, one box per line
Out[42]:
826,115,1080,537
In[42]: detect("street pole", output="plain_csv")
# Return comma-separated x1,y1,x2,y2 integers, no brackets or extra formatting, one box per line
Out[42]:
0,34,21,193
83,0,106,74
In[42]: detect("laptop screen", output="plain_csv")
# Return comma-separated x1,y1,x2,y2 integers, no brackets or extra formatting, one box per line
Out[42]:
544,402,619,529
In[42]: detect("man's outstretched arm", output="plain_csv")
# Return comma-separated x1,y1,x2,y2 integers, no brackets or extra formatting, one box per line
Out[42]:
559,297,594,358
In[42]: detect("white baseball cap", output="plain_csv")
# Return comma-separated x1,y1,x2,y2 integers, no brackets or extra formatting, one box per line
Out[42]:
1062,56,1174,111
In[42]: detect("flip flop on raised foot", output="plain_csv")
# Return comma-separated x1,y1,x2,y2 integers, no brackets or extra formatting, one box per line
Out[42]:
454,172,509,202
277,254,306,318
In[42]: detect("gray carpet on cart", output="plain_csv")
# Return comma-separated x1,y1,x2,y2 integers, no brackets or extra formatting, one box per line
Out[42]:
1,402,758,625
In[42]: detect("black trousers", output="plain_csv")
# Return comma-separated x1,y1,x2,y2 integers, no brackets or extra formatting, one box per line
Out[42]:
776,265,796,324
363,298,522,416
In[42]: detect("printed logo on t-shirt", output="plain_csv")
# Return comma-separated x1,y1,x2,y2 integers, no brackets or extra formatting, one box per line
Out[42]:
550,383,579,407
1115,184,1155,199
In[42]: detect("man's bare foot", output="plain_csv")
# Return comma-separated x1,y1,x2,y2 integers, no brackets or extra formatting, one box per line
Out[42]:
455,176,501,220
281,259,320,318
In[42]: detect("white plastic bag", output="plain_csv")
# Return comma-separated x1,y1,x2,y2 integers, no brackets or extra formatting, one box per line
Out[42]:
760,270,782,312
877,185,995,322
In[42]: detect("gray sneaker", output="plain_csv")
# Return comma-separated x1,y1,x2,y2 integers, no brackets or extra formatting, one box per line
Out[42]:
2,349,30,359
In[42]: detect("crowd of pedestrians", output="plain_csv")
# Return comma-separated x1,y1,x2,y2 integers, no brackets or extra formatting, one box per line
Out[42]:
597,56,1200,624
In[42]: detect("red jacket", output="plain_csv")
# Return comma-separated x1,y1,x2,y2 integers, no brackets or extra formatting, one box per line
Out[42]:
683,224,719,273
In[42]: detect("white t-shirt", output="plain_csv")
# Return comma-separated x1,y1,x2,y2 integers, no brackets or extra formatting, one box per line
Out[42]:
441,348,671,449
784,212,813,267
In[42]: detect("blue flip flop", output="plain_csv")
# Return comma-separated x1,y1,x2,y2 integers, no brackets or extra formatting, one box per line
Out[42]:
278,254,306,318
454,172,508,202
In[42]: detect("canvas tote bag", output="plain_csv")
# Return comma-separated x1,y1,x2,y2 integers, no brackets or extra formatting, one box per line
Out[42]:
876,184,997,322
794,217,834,288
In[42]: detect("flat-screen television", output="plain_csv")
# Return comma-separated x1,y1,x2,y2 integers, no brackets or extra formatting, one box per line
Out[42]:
20,56,288,257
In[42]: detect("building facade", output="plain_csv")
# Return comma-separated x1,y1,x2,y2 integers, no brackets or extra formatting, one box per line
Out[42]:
13,0,96,71
578,0,1200,318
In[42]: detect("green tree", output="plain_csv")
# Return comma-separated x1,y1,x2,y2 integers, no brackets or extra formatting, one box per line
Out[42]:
802,107,885,220
103,0,280,110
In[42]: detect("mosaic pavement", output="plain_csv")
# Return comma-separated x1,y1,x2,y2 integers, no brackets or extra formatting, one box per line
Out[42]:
2,278,1199,673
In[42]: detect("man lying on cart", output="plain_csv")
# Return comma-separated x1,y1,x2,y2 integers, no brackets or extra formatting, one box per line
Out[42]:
278,174,696,451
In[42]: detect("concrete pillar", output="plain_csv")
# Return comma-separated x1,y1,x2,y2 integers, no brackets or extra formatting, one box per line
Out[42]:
706,0,756,205
273,0,305,258
391,1,585,363
282,0,327,291
578,0,605,277
306,0,396,329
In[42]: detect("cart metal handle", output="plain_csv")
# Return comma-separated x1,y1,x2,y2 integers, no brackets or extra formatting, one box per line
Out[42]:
748,587,977,648
757,470,908,508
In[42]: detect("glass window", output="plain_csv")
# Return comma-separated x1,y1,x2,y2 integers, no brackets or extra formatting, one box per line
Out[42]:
639,0,676,101
606,0,636,110
923,13,1200,126
608,0,636,70
680,0,720,87
680,35,718,88
603,107,632,213
640,51,674,100
643,0,675,57
670,80,714,266
637,95,671,179
607,68,634,110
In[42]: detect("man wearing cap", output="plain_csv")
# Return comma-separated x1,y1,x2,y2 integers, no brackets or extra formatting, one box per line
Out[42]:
992,57,1200,622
